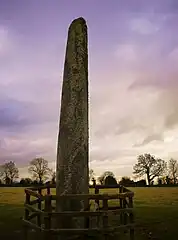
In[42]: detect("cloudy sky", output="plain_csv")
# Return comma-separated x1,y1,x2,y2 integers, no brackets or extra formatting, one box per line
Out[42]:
0,0,178,179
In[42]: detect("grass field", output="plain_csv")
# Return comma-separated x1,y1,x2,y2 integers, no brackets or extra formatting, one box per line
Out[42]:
1,187,178,239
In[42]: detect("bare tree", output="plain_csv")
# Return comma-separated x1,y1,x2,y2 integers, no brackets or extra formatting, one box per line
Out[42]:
168,158,178,184
133,153,167,185
48,168,56,184
89,169,95,182
28,158,50,184
0,161,19,184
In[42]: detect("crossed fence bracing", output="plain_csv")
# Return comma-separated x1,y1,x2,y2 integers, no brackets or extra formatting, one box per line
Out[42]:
23,184,134,239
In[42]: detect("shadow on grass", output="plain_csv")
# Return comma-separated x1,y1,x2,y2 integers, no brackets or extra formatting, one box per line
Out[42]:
135,206,178,240
1,201,178,240
0,203,24,239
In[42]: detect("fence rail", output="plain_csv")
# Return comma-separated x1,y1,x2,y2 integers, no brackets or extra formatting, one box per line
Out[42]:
23,184,135,240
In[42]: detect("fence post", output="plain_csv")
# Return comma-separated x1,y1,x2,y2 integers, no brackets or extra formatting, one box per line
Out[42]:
46,183,51,195
102,197,109,240
37,188,42,227
94,185,100,228
123,198,127,225
95,186,99,208
119,186,123,224
44,195,52,240
23,191,30,240
129,196,134,240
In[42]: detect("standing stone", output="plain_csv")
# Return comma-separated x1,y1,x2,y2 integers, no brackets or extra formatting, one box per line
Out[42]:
56,17,89,230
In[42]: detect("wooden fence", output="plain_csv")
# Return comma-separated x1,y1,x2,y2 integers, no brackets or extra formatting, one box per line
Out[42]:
23,184,134,239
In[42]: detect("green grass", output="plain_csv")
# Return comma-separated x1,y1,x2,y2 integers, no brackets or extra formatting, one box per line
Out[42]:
1,187,178,239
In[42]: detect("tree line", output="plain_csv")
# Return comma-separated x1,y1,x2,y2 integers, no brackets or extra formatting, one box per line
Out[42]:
0,153,178,187
0,158,56,186
90,153,178,187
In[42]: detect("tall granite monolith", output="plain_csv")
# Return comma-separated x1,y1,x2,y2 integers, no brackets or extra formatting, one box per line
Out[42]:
56,17,89,231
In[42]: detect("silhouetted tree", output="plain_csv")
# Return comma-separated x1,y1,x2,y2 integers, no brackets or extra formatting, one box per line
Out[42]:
168,158,178,184
32,180,38,185
159,176,166,184
0,161,19,184
5,176,11,185
150,180,154,185
133,154,166,185
20,178,25,185
119,176,134,187
165,175,172,185
104,175,117,185
158,178,162,185
20,178,32,185
135,179,146,187
28,158,50,184
98,171,115,185
48,169,56,184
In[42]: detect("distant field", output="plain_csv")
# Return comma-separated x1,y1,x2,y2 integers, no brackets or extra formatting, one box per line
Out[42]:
1,187,178,239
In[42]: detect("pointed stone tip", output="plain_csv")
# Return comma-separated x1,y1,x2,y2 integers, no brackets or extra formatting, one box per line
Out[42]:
70,17,87,27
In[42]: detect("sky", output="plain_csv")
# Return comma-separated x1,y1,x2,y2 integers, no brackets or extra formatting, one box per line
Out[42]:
0,0,178,179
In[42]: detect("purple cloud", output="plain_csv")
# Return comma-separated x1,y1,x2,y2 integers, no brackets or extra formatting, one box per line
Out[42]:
0,0,178,178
